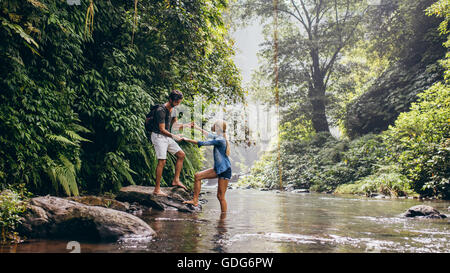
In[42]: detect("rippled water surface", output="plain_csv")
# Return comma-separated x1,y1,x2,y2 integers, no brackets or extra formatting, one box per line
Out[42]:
2,188,449,253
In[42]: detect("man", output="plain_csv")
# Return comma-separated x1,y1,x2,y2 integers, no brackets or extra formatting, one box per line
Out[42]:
149,90,189,196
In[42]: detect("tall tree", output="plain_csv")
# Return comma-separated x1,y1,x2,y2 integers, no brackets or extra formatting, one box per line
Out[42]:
234,0,368,133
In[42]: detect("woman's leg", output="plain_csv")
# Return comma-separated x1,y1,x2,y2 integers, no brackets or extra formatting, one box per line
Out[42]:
217,178,229,213
184,168,217,206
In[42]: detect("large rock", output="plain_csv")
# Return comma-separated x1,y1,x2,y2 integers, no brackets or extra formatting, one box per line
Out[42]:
19,196,156,242
67,196,130,212
403,205,447,219
115,185,200,213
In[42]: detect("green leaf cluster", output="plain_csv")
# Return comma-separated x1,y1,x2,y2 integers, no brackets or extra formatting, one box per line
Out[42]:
383,82,450,198
0,187,29,244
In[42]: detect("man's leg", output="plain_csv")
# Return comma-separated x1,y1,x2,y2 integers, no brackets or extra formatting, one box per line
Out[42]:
167,138,188,190
153,159,168,196
151,133,169,196
172,150,187,190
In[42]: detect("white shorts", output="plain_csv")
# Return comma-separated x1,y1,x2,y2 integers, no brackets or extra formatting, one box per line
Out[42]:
151,133,182,160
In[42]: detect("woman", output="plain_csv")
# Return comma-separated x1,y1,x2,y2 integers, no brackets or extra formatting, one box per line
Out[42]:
182,120,232,213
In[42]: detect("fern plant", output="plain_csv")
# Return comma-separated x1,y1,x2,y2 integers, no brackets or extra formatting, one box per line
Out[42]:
44,155,79,196
42,123,91,196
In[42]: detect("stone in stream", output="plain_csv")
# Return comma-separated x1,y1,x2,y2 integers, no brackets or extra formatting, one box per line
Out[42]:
284,184,295,192
66,195,144,215
19,196,156,242
403,205,447,219
115,185,201,213
67,195,130,212
293,189,309,193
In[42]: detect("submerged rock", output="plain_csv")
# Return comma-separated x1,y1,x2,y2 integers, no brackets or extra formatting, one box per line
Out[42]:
19,196,156,242
403,205,447,219
115,185,201,213
292,189,310,194
284,184,295,192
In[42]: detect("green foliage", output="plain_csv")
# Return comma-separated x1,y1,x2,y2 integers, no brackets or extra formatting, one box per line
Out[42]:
237,0,449,200
246,82,449,198
294,133,388,192
383,82,450,198
235,153,277,190
235,174,266,189
0,185,30,243
343,0,446,138
0,0,242,196
335,165,416,197
234,0,368,133
235,151,278,189
44,154,80,197
239,133,389,193
279,116,314,142
426,0,450,80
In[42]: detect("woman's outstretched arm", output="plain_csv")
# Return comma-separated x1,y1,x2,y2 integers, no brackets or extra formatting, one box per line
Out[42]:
182,137,198,145
182,136,221,147
189,122,209,137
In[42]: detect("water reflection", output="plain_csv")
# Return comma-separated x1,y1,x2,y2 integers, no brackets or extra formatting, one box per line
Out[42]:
211,212,228,253
144,209,203,252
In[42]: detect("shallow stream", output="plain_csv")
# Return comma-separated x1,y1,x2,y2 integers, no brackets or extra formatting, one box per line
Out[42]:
1,188,449,253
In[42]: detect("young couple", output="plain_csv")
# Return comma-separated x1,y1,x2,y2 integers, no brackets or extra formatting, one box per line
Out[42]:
148,90,232,213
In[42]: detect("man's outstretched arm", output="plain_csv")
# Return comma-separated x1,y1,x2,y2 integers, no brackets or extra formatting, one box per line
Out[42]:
159,123,182,141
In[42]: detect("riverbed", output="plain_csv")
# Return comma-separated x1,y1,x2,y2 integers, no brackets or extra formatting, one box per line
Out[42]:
1,188,449,253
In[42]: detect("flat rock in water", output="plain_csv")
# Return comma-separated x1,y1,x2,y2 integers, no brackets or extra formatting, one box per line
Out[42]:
115,185,201,213
67,195,130,212
403,205,447,219
292,189,310,193
19,196,156,242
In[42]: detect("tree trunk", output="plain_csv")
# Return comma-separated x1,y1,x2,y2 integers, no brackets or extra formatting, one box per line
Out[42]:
309,48,330,133
308,85,330,133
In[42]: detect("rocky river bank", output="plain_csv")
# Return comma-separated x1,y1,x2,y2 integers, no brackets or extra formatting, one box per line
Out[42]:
16,186,201,243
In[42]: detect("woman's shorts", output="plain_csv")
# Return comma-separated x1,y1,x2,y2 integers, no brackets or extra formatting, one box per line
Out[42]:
217,167,232,180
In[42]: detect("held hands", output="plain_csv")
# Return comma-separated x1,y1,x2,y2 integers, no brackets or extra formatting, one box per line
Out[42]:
186,121,200,129
174,135,190,143
172,134,183,142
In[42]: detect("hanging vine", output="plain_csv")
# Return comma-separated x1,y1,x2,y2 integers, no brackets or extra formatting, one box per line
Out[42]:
84,0,94,38
131,0,138,45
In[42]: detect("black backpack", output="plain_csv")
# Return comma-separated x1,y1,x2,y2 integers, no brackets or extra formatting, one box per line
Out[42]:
145,104,164,134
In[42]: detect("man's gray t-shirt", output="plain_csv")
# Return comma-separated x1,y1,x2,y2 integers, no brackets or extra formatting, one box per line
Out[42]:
152,105,177,134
